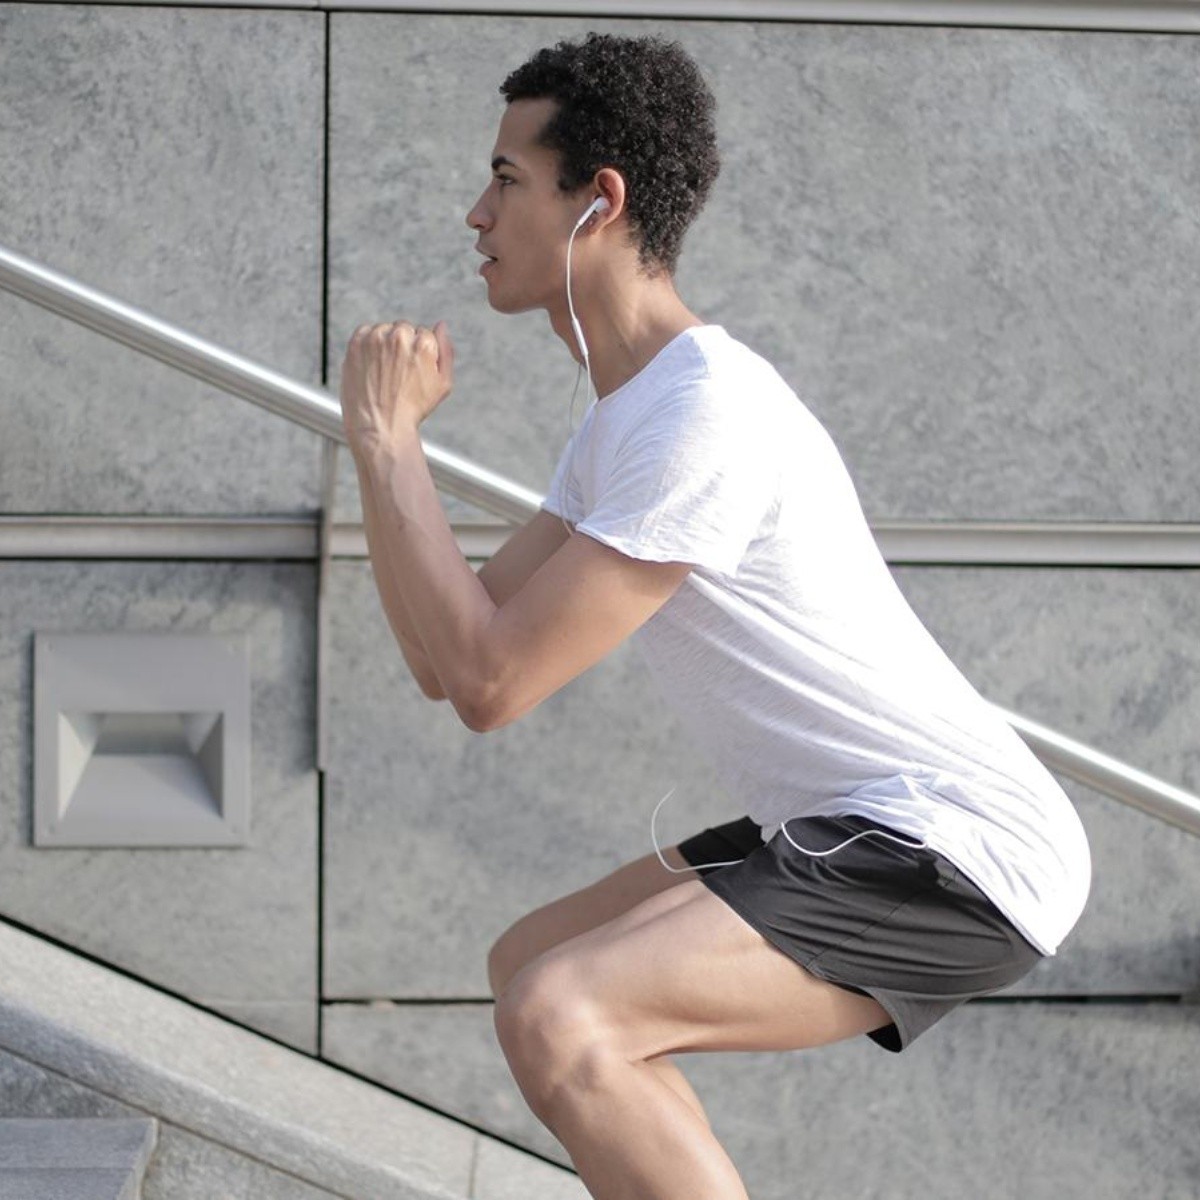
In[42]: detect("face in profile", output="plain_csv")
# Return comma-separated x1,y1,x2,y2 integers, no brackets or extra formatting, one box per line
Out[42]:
465,98,583,316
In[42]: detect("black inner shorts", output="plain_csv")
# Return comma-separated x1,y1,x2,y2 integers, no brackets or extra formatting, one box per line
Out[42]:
676,814,1044,1052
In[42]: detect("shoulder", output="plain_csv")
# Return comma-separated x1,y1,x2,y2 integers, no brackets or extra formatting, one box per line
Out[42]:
638,328,804,442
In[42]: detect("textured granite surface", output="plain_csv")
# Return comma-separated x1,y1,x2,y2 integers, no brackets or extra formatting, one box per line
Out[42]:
0,920,475,1199
0,1117,156,1200
324,1000,562,1162
0,1116,156,1168
323,998,1200,1199
471,1137,586,1200
3,11,1197,1198
202,1000,318,1055
0,562,319,1048
0,967,585,1200
326,15,1200,523
0,5,326,515
0,1048,388,1199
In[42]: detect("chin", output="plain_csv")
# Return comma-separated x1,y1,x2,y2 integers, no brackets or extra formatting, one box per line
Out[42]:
486,295,522,315
486,289,542,317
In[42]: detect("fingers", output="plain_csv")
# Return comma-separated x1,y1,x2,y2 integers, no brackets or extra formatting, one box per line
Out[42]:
433,320,454,378
412,324,438,361
348,321,448,357
341,318,453,437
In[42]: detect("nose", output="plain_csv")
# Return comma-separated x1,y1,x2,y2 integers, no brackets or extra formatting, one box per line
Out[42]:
466,188,492,232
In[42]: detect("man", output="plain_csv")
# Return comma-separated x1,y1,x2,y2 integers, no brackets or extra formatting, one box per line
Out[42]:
339,33,1090,1200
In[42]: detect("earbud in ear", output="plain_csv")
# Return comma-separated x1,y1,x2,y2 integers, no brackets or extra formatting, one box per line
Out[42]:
574,197,611,230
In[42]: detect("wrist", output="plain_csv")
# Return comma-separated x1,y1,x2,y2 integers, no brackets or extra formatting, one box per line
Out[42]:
354,425,423,475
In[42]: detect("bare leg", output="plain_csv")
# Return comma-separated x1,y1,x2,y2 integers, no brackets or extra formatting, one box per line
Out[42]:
489,847,711,1128
488,846,699,995
495,880,890,1200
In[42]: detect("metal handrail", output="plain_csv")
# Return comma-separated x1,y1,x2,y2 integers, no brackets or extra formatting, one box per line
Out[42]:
3,240,1198,838
996,707,1200,836
0,244,541,524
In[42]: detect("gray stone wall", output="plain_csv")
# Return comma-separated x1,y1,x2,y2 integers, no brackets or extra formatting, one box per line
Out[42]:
0,4,326,515
0,562,320,1049
2,4,1197,1197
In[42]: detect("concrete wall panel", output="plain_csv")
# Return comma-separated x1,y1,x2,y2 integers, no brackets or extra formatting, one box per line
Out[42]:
0,5,326,515
3,7,1196,1195
0,562,319,1050
327,15,1199,524
323,1000,1200,1199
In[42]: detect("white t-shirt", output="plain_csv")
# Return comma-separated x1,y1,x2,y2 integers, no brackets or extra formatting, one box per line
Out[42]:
543,325,1091,956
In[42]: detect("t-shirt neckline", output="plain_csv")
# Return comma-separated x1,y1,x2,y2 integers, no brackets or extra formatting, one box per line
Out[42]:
594,323,725,406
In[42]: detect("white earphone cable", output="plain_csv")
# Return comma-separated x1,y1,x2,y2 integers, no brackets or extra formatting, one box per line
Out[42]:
650,786,929,874
557,210,597,537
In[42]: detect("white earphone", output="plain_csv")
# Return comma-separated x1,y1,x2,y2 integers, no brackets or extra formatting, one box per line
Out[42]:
574,195,611,230
557,195,612,536
649,786,929,875
566,196,609,370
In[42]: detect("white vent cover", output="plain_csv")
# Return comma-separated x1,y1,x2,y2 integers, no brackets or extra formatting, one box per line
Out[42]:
34,633,250,847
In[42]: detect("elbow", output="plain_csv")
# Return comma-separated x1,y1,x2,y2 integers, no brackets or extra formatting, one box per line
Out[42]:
455,698,514,734
459,709,502,734
409,664,448,702
451,680,520,734
417,678,449,703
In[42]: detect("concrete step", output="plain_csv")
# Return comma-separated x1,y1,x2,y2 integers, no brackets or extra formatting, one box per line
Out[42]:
0,1118,157,1200
0,920,585,1199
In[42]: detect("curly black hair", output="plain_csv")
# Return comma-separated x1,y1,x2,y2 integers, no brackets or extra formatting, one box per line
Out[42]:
500,33,720,275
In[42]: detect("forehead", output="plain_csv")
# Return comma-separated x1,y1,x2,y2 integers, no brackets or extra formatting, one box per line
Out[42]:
491,97,559,168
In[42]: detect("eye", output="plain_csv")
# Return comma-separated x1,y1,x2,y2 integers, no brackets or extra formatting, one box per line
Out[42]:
494,174,515,188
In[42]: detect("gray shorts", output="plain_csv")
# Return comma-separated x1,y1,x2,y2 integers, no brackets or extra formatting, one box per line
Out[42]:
676,814,1044,1052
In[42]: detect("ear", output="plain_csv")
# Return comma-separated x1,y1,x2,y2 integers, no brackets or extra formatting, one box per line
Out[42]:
591,167,627,227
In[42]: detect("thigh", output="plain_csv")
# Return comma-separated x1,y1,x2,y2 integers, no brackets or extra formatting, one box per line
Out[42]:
488,846,699,996
515,880,890,1059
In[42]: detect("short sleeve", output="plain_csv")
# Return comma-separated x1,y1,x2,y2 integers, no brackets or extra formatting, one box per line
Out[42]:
576,387,781,577
541,431,583,522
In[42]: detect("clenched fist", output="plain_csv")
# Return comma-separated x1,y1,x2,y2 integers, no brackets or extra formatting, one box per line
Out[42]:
339,320,455,457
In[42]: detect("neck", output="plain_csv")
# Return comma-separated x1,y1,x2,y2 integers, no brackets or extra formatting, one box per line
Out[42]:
548,254,704,399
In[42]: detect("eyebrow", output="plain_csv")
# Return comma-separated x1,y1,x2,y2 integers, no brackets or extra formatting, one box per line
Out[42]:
491,155,522,172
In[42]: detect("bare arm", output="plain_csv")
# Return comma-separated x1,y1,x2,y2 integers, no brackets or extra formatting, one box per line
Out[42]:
475,508,571,605
359,458,571,700
340,321,691,732
353,453,447,700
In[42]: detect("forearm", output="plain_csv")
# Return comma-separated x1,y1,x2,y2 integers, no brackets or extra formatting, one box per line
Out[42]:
353,453,448,700
354,431,503,727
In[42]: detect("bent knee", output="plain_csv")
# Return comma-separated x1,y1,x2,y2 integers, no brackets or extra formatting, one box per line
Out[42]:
486,896,591,999
494,957,601,1061
494,960,612,1113
487,917,539,998
486,936,512,999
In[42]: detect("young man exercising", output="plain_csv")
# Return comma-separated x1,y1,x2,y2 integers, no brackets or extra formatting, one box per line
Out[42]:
339,33,1091,1200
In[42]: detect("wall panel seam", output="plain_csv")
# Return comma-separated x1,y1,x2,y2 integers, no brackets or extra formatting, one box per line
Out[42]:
7,1,1200,32
4,518,1200,566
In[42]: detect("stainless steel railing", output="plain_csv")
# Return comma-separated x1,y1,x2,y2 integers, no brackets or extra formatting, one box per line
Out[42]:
0,244,541,524
3,239,1198,838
